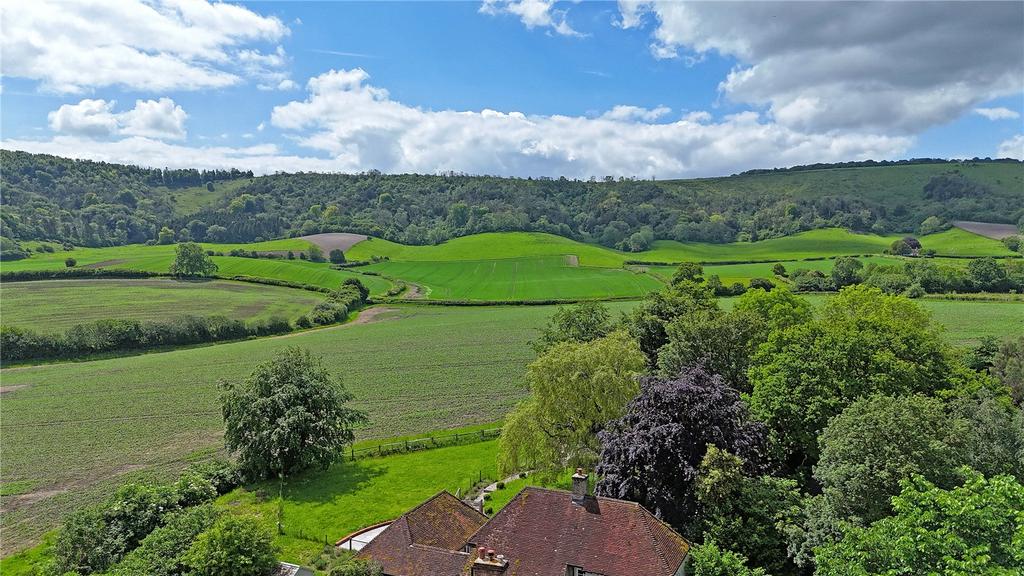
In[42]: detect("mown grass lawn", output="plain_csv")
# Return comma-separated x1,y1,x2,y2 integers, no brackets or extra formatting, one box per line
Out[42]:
218,440,500,564
0,279,325,332
369,256,663,300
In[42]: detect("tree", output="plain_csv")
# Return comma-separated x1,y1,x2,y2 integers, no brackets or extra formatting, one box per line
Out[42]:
888,238,911,256
687,541,769,576
992,336,1024,405
498,331,645,478
747,277,773,291
532,301,613,352
696,447,801,575
830,256,863,287
772,263,787,277
671,262,704,285
732,286,812,333
658,308,766,392
967,256,1007,292
205,225,228,243
308,244,325,262
748,286,979,469
627,281,718,365
596,364,767,531
919,215,944,235
169,242,218,277
184,516,277,576
949,390,1024,480
219,347,367,479
110,505,218,576
65,257,77,267
341,277,369,301
814,471,1024,575
814,395,962,525
158,226,176,245
329,249,346,264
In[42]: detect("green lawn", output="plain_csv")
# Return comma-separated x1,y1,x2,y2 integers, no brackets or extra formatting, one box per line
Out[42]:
348,228,1012,269
0,279,324,332
218,440,500,564
1,241,393,294
368,256,663,300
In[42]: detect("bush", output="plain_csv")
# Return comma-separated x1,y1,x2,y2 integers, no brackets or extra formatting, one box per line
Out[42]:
748,277,773,291
329,249,346,264
184,516,277,576
65,257,77,267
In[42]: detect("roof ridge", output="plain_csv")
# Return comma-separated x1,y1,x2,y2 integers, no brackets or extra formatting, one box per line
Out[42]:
523,485,651,507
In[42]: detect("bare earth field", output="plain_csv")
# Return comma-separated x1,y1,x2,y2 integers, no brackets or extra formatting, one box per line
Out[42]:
299,233,369,252
952,220,1020,239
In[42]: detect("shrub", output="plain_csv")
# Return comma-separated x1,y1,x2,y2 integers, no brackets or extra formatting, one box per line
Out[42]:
65,257,77,267
329,249,346,264
748,277,773,291
184,516,277,576
496,481,505,490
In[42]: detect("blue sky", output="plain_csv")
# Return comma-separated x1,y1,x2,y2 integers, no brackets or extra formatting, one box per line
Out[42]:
2,1,1022,178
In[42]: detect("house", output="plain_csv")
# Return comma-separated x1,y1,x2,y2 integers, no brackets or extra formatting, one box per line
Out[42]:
356,470,690,576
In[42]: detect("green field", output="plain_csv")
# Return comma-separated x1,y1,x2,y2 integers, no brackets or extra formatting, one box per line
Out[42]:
349,228,1013,268
0,279,325,332
1,241,393,294
368,256,662,300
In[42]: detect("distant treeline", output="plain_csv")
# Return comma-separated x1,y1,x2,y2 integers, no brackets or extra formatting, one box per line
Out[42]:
784,256,1024,296
3,150,1022,253
737,157,1023,176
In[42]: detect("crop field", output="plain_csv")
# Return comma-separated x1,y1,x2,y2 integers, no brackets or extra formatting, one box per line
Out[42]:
0,303,632,553
349,227,1012,269
0,279,325,332
2,241,393,294
368,256,663,300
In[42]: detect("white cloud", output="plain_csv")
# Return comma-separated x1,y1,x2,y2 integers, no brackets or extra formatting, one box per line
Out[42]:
48,98,187,140
1,0,289,93
975,107,1021,121
265,68,909,177
480,0,582,37
619,2,1024,134
277,79,300,91
998,135,1024,160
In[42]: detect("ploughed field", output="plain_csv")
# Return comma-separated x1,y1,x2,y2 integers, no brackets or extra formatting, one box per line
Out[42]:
0,279,325,332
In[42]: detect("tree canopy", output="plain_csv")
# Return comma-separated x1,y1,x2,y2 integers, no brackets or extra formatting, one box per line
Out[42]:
219,347,367,479
168,242,218,277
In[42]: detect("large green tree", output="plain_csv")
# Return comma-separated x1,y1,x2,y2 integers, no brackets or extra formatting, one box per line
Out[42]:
532,301,613,353
169,242,218,277
814,471,1024,575
749,286,982,468
498,331,645,478
184,516,277,576
219,347,367,479
627,280,718,365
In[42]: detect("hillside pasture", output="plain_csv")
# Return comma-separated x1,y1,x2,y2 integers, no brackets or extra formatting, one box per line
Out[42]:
368,256,663,300
348,228,1012,269
0,279,324,332
1,242,392,294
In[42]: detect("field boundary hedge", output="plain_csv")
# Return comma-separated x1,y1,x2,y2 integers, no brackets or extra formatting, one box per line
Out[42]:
346,427,501,461
367,295,643,306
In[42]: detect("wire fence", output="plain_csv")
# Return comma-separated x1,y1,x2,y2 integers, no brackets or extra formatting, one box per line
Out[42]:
346,427,502,461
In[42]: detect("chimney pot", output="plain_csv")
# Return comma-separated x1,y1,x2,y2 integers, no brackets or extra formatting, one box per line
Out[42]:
572,469,589,503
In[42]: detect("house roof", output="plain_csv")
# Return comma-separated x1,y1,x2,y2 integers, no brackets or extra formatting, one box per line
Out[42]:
357,486,689,576
355,491,486,576
467,487,689,576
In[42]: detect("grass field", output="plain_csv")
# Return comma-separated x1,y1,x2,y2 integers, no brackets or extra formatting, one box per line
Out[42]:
0,279,325,332
368,256,663,300
1,241,393,294
349,228,1013,268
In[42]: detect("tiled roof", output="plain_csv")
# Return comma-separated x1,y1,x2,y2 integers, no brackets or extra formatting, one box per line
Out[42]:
465,487,690,576
356,491,486,576
357,487,690,576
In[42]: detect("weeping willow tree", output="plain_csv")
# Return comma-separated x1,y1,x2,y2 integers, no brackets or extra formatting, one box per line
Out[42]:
498,330,645,480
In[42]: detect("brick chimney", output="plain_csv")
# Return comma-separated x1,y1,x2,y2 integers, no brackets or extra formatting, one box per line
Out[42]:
472,547,508,575
572,468,588,503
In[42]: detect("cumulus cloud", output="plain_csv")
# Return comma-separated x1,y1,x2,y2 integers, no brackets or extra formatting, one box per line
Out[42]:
998,135,1024,160
480,0,582,37
619,1,1024,134
265,68,909,178
48,98,188,140
975,107,1021,121
1,0,289,93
